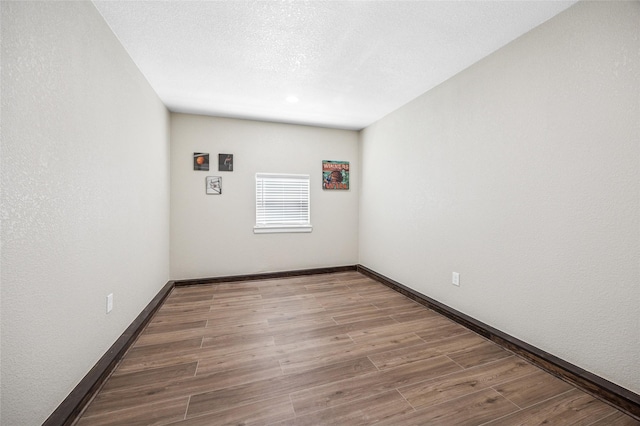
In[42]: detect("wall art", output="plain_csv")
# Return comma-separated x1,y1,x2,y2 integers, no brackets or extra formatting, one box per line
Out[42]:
322,160,349,190
218,153,234,171
206,176,222,195
193,153,209,171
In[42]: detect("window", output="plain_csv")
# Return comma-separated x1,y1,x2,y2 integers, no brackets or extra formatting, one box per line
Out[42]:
254,173,312,233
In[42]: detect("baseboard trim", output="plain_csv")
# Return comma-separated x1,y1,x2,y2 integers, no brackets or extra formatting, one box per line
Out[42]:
356,264,640,420
43,280,175,426
173,265,357,287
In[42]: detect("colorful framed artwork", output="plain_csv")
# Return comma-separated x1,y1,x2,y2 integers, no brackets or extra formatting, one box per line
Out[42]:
206,176,222,195
218,154,233,171
322,160,349,190
194,153,209,171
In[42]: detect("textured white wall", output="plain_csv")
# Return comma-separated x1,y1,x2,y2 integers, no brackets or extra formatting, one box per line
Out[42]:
170,114,359,279
359,1,639,393
1,2,170,425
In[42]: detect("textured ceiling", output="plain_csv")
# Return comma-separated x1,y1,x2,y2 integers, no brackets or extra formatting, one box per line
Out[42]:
93,1,577,130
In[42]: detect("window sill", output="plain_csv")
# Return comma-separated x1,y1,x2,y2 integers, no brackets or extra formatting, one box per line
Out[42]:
254,225,313,234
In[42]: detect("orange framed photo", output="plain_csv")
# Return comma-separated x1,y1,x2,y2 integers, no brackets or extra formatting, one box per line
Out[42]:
194,153,209,171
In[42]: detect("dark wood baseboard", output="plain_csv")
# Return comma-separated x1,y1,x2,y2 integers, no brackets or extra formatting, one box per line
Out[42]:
43,280,174,426
173,265,357,287
356,264,640,420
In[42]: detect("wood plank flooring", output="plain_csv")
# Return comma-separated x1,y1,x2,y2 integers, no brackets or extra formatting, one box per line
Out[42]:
75,272,639,425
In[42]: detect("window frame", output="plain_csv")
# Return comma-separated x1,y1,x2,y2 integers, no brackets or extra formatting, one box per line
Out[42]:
254,173,312,234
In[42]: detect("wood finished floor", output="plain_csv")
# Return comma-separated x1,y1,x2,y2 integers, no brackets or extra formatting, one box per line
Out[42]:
75,272,639,425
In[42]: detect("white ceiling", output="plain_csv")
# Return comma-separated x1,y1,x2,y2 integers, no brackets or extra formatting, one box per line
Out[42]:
93,0,577,130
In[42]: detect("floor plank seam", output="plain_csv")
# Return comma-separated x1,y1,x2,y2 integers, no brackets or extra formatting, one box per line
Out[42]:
181,395,191,422
490,385,525,410
444,353,467,370
475,401,523,426
583,411,616,426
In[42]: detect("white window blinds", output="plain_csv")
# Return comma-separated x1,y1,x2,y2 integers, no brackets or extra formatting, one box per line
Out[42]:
254,173,312,233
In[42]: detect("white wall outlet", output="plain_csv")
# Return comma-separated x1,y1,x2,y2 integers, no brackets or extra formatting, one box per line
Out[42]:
452,272,460,286
106,293,113,313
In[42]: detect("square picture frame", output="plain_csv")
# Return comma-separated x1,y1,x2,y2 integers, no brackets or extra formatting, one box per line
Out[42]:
194,153,209,171
218,153,234,171
206,176,222,195
322,160,350,190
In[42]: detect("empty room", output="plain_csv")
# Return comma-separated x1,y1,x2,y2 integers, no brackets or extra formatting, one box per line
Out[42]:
1,1,639,425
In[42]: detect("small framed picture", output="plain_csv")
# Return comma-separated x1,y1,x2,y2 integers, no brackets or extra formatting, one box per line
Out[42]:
322,160,350,190
206,176,222,195
218,154,233,171
194,153,209,171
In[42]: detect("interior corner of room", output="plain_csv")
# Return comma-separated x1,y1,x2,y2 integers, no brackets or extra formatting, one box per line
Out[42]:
1,1,639,425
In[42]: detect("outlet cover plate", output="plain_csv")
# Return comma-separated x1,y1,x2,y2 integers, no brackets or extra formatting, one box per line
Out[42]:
452,272,460,286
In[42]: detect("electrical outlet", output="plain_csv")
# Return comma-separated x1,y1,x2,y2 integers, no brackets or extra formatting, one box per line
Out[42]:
452,272,460,286
106,293,113,313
